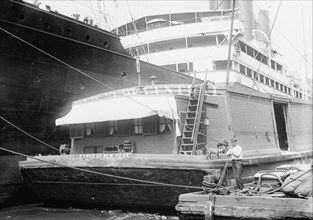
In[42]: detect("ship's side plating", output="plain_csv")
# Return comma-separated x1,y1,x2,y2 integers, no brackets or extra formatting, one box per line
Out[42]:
0,0,195,204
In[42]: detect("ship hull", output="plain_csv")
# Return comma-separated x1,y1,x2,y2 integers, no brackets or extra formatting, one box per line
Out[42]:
19,151,312,209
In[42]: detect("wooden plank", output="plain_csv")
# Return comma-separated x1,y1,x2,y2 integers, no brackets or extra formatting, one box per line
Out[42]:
214,206,313,219
177,193,313,219
214,196,312,210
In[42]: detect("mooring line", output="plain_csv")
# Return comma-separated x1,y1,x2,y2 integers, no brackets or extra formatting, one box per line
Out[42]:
0,116,59,151
0,147,203,190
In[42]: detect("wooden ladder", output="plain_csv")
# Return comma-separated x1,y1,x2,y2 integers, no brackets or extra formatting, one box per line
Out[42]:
179,73,207,155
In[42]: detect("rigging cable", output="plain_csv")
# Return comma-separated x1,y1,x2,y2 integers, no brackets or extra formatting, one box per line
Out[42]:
0,146,203,190
124,0,150,62
254,2,312,68
0,116,59,152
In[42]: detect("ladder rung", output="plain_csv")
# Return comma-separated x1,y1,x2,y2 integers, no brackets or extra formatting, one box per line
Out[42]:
180,151,192,155
186,117,195,119
182,143,193,146
182,138,192,141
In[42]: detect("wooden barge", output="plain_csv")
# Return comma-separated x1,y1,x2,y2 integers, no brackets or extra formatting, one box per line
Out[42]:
19,83,312,209
176,192,313,219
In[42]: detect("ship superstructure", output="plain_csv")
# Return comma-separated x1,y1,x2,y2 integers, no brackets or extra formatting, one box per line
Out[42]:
114,0,311,100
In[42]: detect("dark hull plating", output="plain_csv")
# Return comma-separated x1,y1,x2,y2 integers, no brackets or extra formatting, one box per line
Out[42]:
21,167,206,208
19,151,312,209
0,0,194,204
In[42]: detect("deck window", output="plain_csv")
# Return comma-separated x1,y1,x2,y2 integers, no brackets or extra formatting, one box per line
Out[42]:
246,68,252,78
149,38,185,53
265,77,270,85
188,62,194,72
161,64,177,71
171,12,196,24
275,82,279,89
188,35,216,48
277,64,282,73
94,122,106,137
107,121,118,136
259,74,264,83
287,87,291,94
178,63,188,72
130,45,148,56
85,123,94,137
239,41,246,53
256,53,263,63
262,56,268,65
117,119,132,137
253,71,258,80
271,60,276,70
213,60,228,70
217,35,228,45
246,46,253,57
133,118,143,135
159,117,173,134
239,64,245,75
143,115,158,135
69,124,84,139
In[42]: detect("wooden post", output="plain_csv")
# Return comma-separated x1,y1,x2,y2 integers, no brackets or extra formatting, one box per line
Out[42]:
204,200,215,220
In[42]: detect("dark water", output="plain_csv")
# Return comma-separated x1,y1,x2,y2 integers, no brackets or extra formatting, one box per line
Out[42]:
0,203,180,220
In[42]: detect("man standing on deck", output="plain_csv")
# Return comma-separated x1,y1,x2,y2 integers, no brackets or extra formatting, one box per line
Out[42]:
226,138,244,190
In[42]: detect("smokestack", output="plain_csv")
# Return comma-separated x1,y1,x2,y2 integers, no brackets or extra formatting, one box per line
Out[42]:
256,10,271,42
239,0,254,41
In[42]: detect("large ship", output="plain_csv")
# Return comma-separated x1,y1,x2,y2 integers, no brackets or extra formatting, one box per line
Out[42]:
114,0,312,100
0,0,196,204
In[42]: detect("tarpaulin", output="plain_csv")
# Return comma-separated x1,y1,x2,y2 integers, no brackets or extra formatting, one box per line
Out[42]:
56,94,179,126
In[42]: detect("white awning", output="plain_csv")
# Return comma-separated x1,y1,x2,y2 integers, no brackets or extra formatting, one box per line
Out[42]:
56,94,179,126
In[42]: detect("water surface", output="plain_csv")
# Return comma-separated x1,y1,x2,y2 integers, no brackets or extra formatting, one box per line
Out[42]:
0,203,180,220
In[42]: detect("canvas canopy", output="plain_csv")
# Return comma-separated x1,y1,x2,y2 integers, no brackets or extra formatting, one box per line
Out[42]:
56,94,179,126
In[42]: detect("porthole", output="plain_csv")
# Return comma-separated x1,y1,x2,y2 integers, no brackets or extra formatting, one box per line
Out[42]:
79,83,85,90
120,72,127,79
34,75,41,83
0,124,6,131
44,22,50,30
18,14,25,22
103,41,108,48
86,35,91,42
66,28,72,36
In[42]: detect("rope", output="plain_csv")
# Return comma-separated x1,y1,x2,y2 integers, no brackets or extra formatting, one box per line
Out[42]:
0,146,202,190
231,167,312,196
0,116,59,152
